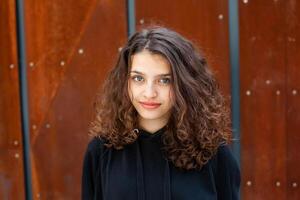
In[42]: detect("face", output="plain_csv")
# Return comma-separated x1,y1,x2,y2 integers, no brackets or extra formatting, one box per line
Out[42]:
128,50,174,126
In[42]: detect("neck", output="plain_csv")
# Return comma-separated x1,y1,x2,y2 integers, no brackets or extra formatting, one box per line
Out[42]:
138,116,169,134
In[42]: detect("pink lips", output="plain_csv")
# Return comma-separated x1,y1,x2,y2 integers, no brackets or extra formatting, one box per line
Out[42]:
139,101,161,109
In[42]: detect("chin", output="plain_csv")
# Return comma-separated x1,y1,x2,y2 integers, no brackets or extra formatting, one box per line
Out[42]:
136,109,159,118
139,113,162,120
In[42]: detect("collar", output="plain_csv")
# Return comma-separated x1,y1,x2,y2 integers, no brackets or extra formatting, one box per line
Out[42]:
138,125,167,140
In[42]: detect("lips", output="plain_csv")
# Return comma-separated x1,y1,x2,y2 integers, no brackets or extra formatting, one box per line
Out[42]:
139,101,161,109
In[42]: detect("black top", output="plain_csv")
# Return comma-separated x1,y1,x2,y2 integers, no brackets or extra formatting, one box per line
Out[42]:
81,126,240,200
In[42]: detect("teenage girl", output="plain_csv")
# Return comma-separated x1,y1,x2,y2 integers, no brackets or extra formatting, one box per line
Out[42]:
82,26,240,200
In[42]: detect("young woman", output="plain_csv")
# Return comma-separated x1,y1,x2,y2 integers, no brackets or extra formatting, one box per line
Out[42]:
82,26,240,200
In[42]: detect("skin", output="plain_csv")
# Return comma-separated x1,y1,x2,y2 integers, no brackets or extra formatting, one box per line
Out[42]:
128,50,174,133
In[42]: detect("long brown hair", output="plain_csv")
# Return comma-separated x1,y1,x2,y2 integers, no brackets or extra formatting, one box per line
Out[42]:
89,26,232,170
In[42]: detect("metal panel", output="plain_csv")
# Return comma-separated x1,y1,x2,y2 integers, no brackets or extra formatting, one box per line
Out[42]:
136,0,231,96
24,0,127,199
0,0,25,199
286,0,300,199
240,1,287,199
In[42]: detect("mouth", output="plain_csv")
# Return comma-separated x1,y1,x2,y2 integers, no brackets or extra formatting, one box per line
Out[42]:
139,101,161,109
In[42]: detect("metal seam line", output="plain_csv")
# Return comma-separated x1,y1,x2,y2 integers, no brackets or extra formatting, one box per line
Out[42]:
127,0,136,37
228,0,241,166
15,0,33,199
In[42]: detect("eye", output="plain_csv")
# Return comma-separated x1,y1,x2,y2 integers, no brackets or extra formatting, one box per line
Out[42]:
132,75,144,82
158,77,171,85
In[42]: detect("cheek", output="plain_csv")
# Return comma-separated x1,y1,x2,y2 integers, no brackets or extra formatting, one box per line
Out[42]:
161,87,174,103
127,83,139,101
168,88,174,101
168,89,175,105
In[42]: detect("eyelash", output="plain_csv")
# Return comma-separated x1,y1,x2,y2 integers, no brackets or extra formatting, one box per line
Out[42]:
132,75,144,82
131,75,171,85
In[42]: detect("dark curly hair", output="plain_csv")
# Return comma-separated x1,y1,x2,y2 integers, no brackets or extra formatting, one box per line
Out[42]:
89,26,232,170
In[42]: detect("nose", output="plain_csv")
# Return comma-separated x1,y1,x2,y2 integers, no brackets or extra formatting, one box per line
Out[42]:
143,82,157,98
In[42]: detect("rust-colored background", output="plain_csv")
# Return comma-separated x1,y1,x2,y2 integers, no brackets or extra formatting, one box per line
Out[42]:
240,0,299,199
0,0,25,199
1,0,299,199
25,0,127,199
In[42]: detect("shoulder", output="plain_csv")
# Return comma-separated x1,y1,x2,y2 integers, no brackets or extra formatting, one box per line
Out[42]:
209,144,241,198
209,144,240,179
86,137,106,151
213,144,241,184
84,137,108,159
211,144,240,172
216,145,238,166
82,137,109,170
81,137,108,197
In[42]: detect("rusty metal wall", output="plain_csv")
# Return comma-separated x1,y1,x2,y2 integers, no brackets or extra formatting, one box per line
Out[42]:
24,0,127,199
286,1,300,199
240,0,299,199
0,0,25,199
1,0,232,199
2,0,300,199
136,0,231,96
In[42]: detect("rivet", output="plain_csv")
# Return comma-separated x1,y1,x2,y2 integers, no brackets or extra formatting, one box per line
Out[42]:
36,193,41,198
9,64,15,69
15,153,20,158
60,61,65,66
58,115,63,121
118,47,123,52
29,62,35,67
292,182,298,188
292,90,297,95
78,48,84,54
288,37,296,42
251,36,256,41
276,90,281,95
276,181,281,187
45,123,51,128
32,124,37,130
218,14,223,20
265,80,271,85
139,19,144,24
246,181,252,186
243,0,249,3
13,140,19,146
246,90,251,96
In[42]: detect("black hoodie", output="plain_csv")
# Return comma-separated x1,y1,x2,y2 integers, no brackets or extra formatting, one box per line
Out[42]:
81,126,240,200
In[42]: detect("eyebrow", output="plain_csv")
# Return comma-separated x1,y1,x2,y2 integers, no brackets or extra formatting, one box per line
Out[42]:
130,70,172,77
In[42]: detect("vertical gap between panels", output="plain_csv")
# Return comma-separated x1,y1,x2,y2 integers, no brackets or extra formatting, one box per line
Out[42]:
15,0,33,199
228,0,241,166
127,0,136,37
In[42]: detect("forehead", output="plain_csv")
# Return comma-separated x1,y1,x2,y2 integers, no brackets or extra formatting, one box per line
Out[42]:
130,50,171,75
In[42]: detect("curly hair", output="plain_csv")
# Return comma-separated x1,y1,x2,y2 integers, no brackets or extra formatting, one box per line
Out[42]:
89,26,232,170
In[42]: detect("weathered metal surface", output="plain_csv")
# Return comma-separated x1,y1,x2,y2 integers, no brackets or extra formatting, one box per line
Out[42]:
240,1,287,199
0,0,25,199
24,0,127,198
286,0,300,199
